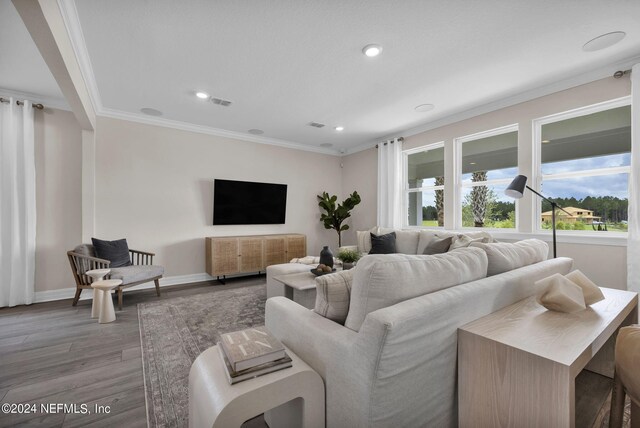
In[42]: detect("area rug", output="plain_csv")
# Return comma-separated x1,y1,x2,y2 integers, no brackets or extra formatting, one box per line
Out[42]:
138,284,266,428
592,390,631,428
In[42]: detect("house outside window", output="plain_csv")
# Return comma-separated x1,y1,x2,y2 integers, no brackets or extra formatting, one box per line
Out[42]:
404,143,445,227
534,98,631,233
455,125,518,229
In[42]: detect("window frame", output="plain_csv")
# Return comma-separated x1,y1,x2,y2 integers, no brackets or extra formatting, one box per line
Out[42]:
454,124,519,230
402,141,446,229
532,96,631,235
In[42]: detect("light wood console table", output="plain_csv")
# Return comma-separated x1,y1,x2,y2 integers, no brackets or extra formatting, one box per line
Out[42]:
206,234,306,283
458,287,638,428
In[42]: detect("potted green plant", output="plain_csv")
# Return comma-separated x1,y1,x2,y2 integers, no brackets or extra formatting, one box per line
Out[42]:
317,191,361,247
337,248,361,270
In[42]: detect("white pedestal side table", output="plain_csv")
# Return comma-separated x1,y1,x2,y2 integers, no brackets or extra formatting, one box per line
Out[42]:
86,268,111,319
189,344,325,428
91,279,122,324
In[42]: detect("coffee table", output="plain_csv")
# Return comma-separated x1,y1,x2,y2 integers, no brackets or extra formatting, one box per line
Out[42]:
273,269,341,309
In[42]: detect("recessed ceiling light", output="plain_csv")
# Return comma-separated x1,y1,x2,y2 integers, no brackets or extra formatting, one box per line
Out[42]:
362,44,382,57
195,91,210,99
582,31,626,52
542,139,551,144
248,129,264,135
320,143,333,148
140,107,163,116
335,126,344,131
415,104,435,112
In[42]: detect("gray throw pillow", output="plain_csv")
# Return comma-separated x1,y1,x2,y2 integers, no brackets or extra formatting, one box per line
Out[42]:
423,236,452,255
91,238,132,268
369,232,397,254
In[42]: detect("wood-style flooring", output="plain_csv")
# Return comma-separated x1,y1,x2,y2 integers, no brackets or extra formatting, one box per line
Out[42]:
0,279,262,428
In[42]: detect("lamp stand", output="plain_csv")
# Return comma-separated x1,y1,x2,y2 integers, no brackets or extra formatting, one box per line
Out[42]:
524,185,571,259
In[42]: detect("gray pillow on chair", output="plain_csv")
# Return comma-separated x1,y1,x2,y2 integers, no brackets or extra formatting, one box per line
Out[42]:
91,238,132,268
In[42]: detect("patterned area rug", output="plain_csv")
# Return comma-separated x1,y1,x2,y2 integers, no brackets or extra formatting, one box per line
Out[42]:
592,390,631,428
138,284,266,428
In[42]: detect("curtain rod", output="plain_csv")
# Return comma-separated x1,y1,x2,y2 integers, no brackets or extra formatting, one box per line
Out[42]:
375,137,404,148
0,97,44,110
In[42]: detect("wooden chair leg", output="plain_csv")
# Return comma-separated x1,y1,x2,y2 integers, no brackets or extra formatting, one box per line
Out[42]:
610,370,626,428
72,288,82,306
154,279,161,297
118,288,123,311
631,400,640,428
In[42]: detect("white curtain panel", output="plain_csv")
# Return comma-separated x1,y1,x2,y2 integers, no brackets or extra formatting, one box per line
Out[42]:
377,138,403,229
629,63,640,294
0,98,36,307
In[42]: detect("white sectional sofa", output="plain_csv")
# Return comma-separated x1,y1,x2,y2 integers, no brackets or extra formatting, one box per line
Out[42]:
265,228,572,427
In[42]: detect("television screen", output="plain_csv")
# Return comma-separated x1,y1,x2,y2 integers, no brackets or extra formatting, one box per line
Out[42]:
213,179,287,225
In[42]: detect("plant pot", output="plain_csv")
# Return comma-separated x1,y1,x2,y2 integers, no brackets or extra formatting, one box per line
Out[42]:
342,262,354,270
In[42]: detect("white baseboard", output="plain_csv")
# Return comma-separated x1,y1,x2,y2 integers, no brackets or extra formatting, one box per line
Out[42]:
34,272,216,304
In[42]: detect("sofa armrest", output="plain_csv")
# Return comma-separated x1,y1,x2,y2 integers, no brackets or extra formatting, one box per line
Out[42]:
265,297,358,376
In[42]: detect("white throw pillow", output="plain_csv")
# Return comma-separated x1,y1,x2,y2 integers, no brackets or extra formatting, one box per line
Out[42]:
470,239,549,276
448,235,486,251
344,247,488,331
314,270,354,324
394,230,421,254
356,226,378,254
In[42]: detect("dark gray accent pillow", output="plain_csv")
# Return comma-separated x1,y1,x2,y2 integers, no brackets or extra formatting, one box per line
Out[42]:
91,238,132,268
423,236,453,255
369,232,397,254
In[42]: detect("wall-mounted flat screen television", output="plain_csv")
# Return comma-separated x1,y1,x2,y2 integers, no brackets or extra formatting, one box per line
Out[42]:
213,179,287,225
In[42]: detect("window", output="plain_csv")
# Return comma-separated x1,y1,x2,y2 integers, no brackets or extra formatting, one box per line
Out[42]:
456,125,518,229
404,143,445,227
535,99,630,233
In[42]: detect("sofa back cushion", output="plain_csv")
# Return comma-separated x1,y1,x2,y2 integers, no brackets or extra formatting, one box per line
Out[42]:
470,239,548,276
314,269,354,324
344,247,488,331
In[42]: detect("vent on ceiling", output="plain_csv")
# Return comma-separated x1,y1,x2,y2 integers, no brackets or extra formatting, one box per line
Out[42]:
308,122,325,128
211,97,232,107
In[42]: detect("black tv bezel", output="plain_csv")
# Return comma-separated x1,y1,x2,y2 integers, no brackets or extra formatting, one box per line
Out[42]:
213,179,287,225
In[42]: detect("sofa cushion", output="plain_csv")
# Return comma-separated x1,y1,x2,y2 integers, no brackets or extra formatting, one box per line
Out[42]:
423,236,452,255
344,247,488,331
448,234,489,251
369,232,397,254
356,226,378,254
416,230,457,254
91,238,132,268
393,230,420,254
470,239,548,276
314,270,353,324
110,265,164,285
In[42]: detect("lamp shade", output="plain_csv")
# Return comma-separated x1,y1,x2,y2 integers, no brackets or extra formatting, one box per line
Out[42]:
505,175,528,199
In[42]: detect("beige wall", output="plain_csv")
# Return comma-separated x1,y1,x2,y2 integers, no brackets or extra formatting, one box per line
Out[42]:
341,147,377,245
94,117,342,278
34,108,83,291
343,76,631,289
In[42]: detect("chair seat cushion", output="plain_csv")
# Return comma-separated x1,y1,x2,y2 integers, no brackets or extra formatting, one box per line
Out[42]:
110,265,164,285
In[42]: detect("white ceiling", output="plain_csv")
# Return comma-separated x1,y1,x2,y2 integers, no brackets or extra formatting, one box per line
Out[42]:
0,1,65,104
3,1,640,154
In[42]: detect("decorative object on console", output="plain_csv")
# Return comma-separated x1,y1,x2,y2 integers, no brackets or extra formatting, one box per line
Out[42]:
369,231,397,254
337,248,361,270
311,265,336,276
535,273,586,313
505,174,571,258
534,270,605,313
319,246,334,268
317,190,361,247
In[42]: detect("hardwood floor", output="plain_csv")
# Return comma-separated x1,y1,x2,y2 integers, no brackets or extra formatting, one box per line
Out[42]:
0,279,263,428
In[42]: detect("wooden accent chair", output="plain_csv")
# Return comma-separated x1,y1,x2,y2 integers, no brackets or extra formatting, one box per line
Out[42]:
67,244,164,310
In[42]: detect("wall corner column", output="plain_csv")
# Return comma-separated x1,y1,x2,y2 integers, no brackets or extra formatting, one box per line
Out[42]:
81,129,95,242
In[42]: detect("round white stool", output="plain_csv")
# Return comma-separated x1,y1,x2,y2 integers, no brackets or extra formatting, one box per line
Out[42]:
91,279,122,324
86,269,111,319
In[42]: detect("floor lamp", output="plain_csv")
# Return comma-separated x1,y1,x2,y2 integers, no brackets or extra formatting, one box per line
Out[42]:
505,175,571,258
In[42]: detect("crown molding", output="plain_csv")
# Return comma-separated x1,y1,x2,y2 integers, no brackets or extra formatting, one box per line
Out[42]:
345,54,640,156
56,0,103,113
0,86,70,111
99,107,341,156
